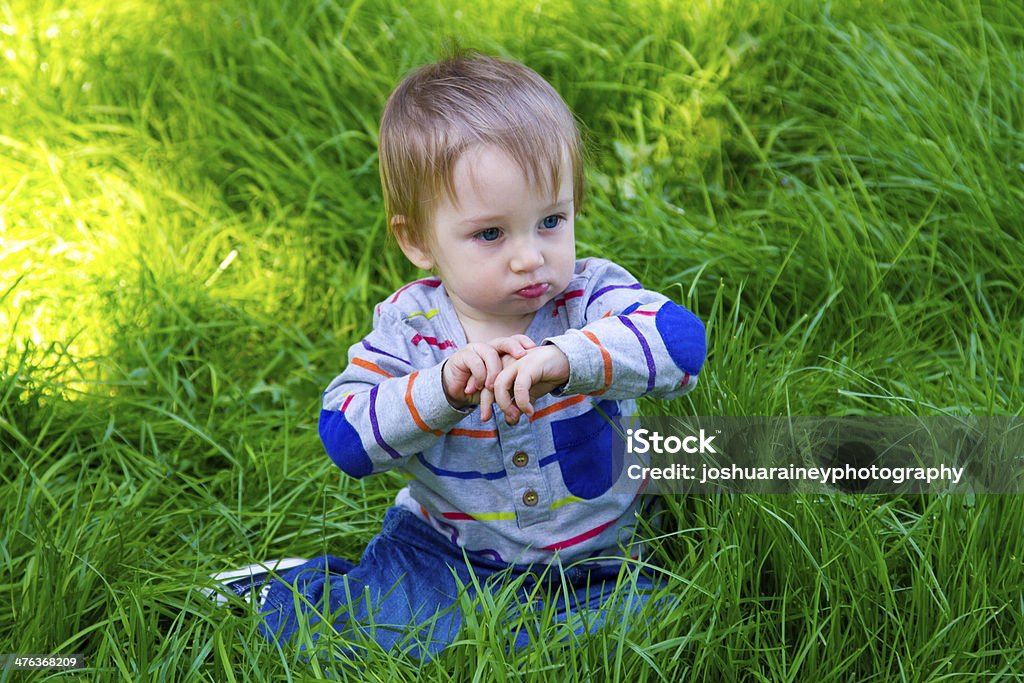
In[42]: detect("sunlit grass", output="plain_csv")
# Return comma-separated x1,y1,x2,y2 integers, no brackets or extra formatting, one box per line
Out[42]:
2,0,1023,679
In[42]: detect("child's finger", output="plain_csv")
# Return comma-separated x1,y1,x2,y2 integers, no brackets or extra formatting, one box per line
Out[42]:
491,335,534,359
513,373,535,417
462,352,487,395
492,366,516,415
498,384,521,425
476,345,504,389
488,338,519,359
508,334,537,355
479,387,495,421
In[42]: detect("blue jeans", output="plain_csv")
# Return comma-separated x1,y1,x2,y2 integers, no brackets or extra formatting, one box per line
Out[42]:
259,506,662,661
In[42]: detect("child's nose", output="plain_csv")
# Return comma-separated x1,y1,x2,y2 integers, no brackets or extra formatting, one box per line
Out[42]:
510,240,544,273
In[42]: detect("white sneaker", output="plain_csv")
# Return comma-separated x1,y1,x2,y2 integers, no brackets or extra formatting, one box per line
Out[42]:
204,558,309,608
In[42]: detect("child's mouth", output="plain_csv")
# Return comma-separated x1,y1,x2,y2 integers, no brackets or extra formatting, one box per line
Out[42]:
516,283,550,299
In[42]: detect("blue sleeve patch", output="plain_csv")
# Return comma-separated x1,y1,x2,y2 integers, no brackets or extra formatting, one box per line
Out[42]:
319,409,374,478
655,302,706,375
550,400,622,500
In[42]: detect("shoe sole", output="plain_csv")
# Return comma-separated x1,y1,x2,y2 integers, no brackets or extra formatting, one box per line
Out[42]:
204,557,310,606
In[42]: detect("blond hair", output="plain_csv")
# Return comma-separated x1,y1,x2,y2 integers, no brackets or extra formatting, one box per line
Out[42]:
379,52,584,246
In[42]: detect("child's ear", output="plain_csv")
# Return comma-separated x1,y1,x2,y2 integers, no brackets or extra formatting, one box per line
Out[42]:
392,216,434,271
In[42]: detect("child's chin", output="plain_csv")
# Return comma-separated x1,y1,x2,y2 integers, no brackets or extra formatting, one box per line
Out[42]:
519,293,556,311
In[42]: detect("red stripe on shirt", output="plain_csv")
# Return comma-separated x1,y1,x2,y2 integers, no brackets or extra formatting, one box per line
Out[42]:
542,480,648,551
551,289,584,317
449,428,499,438
440,512,476,521
411,334,456,350
389,278,442,303
541,518,618,551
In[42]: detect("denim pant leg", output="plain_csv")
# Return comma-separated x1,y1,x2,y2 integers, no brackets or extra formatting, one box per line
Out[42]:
259,507,474,661
508,563,664,648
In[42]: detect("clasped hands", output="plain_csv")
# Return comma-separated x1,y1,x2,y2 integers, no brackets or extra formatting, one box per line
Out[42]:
442,335,570,425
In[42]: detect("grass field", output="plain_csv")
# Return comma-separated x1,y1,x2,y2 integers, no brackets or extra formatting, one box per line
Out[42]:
2,0,1023,679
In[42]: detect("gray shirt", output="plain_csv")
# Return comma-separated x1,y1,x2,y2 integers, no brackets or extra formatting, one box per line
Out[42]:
320,258,706,565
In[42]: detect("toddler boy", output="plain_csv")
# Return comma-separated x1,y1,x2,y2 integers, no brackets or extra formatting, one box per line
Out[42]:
218,51,706,661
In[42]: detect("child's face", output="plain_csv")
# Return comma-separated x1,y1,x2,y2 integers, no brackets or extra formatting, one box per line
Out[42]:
400,145,576,336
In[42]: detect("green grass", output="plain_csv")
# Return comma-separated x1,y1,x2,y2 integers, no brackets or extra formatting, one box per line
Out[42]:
2,0,1023,679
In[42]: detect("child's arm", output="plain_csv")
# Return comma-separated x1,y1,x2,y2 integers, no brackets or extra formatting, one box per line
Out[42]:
319,305,530,478
319,307,461,478
494,258,705,419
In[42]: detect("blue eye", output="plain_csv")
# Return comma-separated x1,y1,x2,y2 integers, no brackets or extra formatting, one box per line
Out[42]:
541,215,562,229
476,227,501,241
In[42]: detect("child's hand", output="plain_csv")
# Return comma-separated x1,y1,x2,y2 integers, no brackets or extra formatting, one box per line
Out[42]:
492,345,570,425
442,335,536,418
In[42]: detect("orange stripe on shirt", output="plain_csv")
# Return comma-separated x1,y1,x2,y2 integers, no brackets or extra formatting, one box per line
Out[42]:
530,394,587,422
405,372,442,436
582,330,612,394
352,357,393,378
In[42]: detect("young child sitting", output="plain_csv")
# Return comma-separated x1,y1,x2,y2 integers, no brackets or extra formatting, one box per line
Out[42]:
213,51,706,661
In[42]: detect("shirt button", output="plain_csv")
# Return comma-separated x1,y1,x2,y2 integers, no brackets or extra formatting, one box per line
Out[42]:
512,451,529,467
522,489,539,506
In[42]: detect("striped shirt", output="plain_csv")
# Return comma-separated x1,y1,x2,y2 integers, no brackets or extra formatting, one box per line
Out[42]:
319,258,706,565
